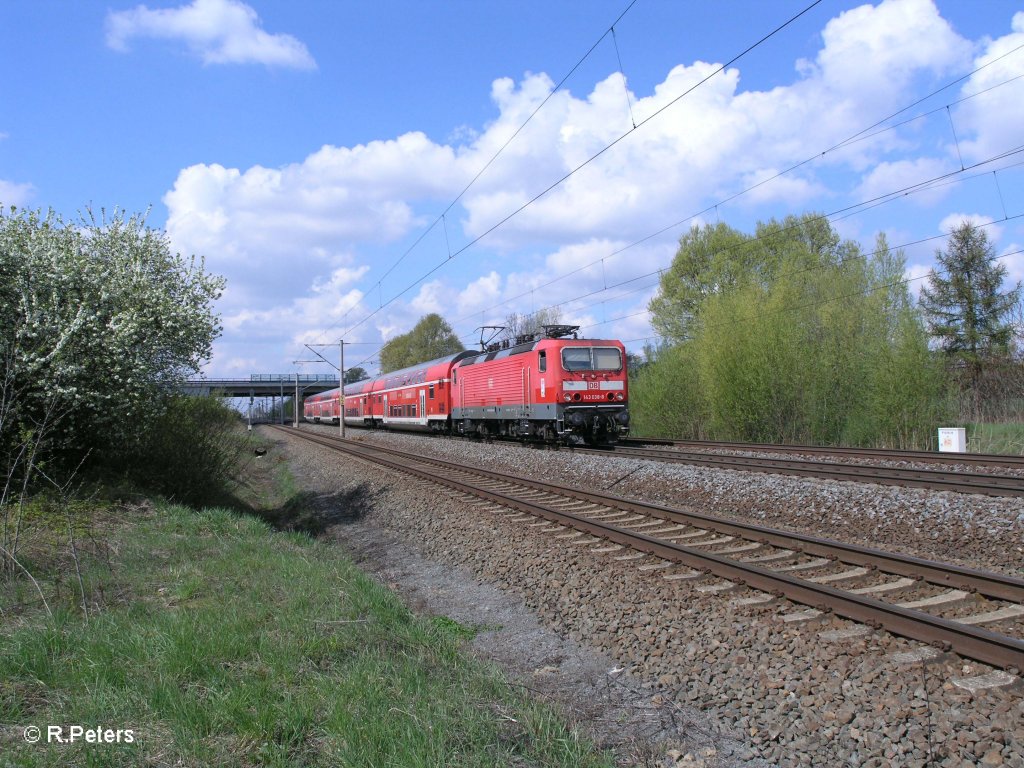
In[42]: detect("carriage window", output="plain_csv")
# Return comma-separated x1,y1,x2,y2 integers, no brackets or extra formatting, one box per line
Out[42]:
429,384,435,399
538,351,547,372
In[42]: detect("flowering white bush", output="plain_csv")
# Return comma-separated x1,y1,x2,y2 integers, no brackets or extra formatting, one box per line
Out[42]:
1,206,224,511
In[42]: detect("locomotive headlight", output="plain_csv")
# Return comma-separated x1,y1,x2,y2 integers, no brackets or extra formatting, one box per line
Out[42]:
564,393,572,401
616,393,624,401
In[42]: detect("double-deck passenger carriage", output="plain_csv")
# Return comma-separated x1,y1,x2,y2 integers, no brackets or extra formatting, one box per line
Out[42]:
302,326,629,445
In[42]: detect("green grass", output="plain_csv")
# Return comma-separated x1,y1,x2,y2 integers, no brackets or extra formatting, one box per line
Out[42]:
966,421,1024,455
0,504,613,767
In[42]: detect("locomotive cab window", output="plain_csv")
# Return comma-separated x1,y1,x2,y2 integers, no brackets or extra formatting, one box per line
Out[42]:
593,347,622,371
561,348,591,371
538,351,547,372
561,347,622,372
429,384,435,399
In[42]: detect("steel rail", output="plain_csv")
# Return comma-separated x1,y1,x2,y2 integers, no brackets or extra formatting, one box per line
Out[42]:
319,423,1024,494
276,427,1024,670
585,445,1024,497
297,431,1024,602
623,437,1024,469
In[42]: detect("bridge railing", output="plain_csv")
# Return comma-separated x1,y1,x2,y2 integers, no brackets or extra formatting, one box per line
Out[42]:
248,374,339,383
182,375,339,384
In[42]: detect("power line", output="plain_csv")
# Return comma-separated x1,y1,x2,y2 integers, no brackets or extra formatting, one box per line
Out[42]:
332,0,825,342
446,147,1024,344
356,147,1024,369
312,0,641,345
298,5,1022,370
445,66,1024,334
580,218,1024,338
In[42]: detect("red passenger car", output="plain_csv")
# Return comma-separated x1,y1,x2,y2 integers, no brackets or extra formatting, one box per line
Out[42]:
342,351,472,432
303,388,340,423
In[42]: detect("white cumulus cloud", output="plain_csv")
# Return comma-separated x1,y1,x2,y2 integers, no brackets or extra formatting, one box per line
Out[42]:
955,11,1024,164
0,179,34,208
856,158,953,206
938,212,1001,241
106,0,316,69
904,262,933,300
998,242,1024,284
161,0,1017,373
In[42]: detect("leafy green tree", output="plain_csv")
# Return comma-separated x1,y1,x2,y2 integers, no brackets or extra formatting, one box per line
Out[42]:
343,366,370,384
627,342,707,438
919,221,1022,391
624,351,645,377
649,214,861,344
1,207,222,459
846,235,952,446
379,314,464,373
647,222,753,343
636,216,948,447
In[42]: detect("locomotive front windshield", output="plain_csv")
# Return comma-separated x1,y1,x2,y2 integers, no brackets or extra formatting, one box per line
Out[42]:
561,346,622,372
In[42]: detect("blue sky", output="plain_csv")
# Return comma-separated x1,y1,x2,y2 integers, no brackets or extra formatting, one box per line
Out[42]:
2,0,1023,379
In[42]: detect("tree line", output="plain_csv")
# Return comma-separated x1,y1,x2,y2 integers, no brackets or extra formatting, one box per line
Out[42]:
634,214,1021,447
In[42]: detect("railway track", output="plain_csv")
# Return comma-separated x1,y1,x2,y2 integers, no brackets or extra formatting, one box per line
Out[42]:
308,422,1024,496
583,444,1024,497
623,436,1024,469
275,426,1024,671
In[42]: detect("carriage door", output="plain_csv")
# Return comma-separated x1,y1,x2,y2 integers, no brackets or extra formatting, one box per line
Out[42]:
419,390,426,425
521,366,531,418
383,395,389,424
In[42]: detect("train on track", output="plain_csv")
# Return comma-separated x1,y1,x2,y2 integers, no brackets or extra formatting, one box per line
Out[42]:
303,325,630,445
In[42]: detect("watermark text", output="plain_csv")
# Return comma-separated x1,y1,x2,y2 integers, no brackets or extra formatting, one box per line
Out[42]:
23,725,135,744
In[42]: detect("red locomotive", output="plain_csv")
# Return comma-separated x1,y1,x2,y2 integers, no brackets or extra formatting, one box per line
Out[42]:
303,326,630,445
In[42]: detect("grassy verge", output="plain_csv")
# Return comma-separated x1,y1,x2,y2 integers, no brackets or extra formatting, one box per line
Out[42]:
1,503,613,767
966,421,1024,454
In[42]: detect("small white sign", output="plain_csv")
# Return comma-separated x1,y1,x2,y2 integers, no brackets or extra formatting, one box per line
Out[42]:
938,427,966,453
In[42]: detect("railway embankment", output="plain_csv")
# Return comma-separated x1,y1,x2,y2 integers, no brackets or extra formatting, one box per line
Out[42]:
0,464,615,766
281,424,1024,767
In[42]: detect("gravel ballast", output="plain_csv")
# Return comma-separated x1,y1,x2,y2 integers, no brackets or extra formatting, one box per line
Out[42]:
267,425,1024,767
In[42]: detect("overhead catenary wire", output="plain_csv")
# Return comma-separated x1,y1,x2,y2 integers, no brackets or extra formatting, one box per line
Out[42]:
351,146,1024,374
446,147,1024,345
302,6,1023,372
316,0,641,342
578,217,1024,338
330,0,826,343
337,221,1024,374
438,67,1024,333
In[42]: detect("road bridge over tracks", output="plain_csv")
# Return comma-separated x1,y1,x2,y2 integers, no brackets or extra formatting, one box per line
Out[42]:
182,374,340,426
